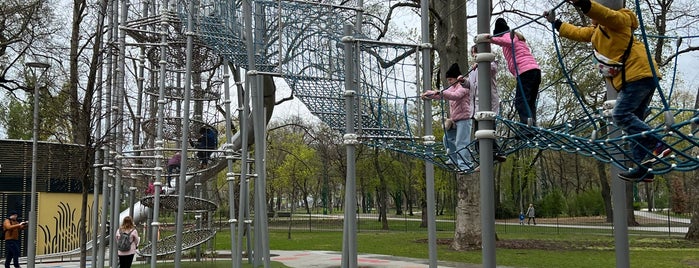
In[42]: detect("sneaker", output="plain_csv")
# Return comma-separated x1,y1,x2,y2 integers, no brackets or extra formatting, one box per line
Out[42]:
618,166,653,182
494,154,507,163
641,143,670,165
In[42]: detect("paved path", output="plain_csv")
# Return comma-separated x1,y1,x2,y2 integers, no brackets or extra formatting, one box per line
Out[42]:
29,250,497,268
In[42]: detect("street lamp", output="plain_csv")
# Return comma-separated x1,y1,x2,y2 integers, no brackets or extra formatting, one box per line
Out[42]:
26,61,50,268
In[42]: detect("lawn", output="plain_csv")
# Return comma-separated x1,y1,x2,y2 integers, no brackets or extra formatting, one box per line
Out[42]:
144,217,698,268
157,225,699,268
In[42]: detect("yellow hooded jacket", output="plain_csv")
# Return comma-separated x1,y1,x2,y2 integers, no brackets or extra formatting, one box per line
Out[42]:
558,1,661,90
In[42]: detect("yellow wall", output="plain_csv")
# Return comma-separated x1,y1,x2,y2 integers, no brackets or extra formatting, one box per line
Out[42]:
37,193,102,255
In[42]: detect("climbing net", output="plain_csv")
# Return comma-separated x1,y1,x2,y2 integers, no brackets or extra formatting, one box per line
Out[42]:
138,229,217,257
180,0,698,174
141,195,219,212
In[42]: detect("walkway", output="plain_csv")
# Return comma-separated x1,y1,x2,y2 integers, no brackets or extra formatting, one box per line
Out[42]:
29,250,497,268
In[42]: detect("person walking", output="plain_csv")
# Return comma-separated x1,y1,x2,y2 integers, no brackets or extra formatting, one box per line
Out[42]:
4,211,27,268
116,216,140,268
526,204,536,225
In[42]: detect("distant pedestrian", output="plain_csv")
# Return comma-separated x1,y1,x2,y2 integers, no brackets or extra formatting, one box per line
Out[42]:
4,211,27,268
519,211,525,225
526,204,536,225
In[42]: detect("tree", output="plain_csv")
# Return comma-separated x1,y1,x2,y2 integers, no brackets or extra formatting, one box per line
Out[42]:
0,0,57,93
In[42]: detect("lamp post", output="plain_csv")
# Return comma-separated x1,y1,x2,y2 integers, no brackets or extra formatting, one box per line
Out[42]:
26,61,50,268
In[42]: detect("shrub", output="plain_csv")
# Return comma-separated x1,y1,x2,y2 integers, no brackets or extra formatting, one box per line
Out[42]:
495,200,518,219
538,190,566,217
566,189,605,216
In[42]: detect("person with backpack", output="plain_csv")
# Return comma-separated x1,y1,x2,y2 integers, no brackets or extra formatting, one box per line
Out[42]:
4,211,27,268
115,216,140,268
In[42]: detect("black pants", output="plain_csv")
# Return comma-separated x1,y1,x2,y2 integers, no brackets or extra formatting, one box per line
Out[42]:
4,240,20,268
514,69,541,125
527,217,536,225
118,254,135,268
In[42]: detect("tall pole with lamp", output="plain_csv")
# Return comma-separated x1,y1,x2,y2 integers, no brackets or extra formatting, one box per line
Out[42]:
26,61,50,268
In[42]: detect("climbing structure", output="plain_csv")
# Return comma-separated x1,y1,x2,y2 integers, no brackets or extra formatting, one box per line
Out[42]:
103,0,699,265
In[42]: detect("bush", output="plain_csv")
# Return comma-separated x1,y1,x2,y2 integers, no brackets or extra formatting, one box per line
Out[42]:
495,200,518,219
566,189,605,216
538,190,566,217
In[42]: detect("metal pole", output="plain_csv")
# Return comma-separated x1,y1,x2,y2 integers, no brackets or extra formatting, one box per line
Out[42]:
475,0,496,266
175,0,195,266
26,61,49,268
129,186,137,218
341,24,358,268
235,72,251,267
418,0,437,267
595,0,630,267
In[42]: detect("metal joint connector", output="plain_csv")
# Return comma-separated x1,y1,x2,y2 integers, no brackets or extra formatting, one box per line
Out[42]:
422,135,435,145
474,111,496,121
475,130,496,140
343,134,358,145
475,53,495,63
341,36,354,43
474,33,491,44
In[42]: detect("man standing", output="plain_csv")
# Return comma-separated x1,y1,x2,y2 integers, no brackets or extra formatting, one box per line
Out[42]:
4,211,28,268
526,204,536,225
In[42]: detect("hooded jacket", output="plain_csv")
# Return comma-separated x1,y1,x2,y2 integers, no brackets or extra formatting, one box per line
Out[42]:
558,1,661,90
423,83,472,122
489,33,540,77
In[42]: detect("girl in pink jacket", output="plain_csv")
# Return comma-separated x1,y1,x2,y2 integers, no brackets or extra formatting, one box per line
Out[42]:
488,18,542,126
421,63,474,171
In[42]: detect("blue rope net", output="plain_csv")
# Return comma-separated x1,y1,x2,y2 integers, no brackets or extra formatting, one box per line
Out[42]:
175,0,698,175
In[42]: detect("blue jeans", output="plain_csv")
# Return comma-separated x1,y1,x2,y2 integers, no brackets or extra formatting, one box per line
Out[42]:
5,240,20,268
443,119,473,169
612,77,660,163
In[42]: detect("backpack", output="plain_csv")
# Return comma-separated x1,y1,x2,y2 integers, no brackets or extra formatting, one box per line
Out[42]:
117,229,135,251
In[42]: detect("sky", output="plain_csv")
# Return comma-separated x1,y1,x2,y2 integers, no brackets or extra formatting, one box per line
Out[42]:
268,1,699,126
3,1,698,139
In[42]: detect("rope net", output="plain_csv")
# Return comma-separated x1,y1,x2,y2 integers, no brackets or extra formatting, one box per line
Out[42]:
175,0,698,174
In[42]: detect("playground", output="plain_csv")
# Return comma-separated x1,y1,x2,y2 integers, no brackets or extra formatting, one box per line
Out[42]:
1,0,699,267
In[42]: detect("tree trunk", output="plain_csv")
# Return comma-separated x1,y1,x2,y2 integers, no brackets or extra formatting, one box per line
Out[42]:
451,173,481,250
626,183,638,226
686,170,699,240
431,0,469,86
597,161,613,222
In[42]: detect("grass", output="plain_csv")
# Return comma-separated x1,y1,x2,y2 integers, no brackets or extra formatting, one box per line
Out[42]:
197,226,699,268
144,216,697,268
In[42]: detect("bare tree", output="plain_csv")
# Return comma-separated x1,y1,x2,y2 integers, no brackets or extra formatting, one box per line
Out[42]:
0,0,57,93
